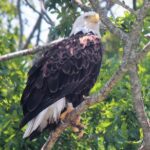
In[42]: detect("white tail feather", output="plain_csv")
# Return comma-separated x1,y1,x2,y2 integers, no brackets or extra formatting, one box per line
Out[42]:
23,98,66,138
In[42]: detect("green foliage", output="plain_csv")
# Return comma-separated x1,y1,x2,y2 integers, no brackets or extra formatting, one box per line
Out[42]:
0,1,149,150
47,0,82,39
112,12,136,33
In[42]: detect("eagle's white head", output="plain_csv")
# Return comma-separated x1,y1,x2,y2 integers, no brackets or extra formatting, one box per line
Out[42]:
70,12,100,36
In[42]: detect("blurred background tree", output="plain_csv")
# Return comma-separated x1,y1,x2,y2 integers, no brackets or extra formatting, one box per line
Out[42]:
0,0,149,149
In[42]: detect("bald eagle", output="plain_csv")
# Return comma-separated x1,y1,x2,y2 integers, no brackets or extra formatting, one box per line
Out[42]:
20,12,103,139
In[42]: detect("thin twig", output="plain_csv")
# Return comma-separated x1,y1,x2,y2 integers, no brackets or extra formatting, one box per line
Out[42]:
0,42,56,62
17,0,23,49
36,20,42,46
99,8,128,41
133,0,137,10
25,0,54,26
89,0,98,10
136,42,150,60
1,38,149,63
23,14,42,49
39,0,55,26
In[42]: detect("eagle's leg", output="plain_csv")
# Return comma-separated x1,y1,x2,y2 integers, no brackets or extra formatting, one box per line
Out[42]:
71,115,85,138
60,102,85,138
60,103,74,121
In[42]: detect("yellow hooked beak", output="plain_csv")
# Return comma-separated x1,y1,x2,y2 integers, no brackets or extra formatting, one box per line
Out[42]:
88,13,100,23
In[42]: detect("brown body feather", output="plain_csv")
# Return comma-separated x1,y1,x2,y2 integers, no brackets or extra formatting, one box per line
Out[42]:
20,32,103,139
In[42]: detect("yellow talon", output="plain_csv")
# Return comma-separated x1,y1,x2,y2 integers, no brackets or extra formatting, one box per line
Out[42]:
60,103,74,121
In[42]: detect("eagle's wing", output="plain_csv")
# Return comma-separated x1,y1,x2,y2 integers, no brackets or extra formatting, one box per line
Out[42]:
20,33,102,127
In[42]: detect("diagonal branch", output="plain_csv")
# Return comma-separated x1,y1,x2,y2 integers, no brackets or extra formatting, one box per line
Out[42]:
98,8,129,41
36,20,42,46
25,0,54,26
124,1,150,148
89,0,129,41
136,42,150,60
0,36,149,63
129,65,150,150
0,42,56,62
39,0,55,26
73,0,129,41
123,0,150,62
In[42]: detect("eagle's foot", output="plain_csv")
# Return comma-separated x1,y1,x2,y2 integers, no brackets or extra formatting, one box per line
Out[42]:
60,103,74,121
71,115,85,138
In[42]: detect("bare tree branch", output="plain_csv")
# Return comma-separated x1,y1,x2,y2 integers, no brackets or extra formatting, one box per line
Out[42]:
89,0,99,10
36,20,42,46
72,0,128,40
124,2,150,149
25,0,54,26
144,0,150,6
39,0,55,26
136,42,150,60
112,0,136,15
0,42,56,62
41,123,69,150
23,14,42,49
0,34,149,63
129,65,150,150
23,0,55,49
89,0,129,41
123,1,150,62
99,9,129,41
133,0,137,10
17,0,23,49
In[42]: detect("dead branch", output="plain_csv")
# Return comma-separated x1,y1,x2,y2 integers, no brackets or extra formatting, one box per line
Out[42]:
36,20,42,46
25,0,54,26
39,0,55,26
17,0,23,49
122,0,149,62
126,1,150,149
91,0,129,41
23,14,42,49
0,42,56,62
133,0,137,10
136,42,150,60
130,65,150,150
